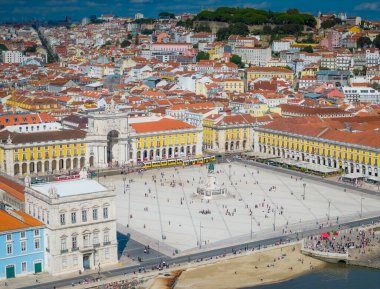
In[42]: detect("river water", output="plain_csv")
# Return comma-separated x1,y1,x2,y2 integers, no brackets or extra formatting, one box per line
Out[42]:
243,264,380,289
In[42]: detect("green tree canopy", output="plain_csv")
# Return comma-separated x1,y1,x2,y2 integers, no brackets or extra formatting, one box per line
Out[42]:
301,45,314,53
373,35,380,49
121,39,131,48
216,23,249,41
357,36,372,48
195,7,316,27
0,43,9,51
321,17,342,29
230,54,244,68
159,12,175,19
196,51,210,62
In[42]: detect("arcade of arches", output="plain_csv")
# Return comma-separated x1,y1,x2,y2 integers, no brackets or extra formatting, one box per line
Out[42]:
256,131,380,178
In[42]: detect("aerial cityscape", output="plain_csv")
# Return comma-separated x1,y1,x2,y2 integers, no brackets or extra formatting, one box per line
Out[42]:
1,1,380,289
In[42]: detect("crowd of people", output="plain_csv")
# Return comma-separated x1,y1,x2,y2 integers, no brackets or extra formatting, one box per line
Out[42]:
304,225,380,256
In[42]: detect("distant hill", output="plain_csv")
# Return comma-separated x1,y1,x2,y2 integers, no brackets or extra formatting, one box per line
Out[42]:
193,7,316,27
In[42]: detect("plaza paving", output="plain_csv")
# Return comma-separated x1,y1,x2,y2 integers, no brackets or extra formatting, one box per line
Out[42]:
108,162,380,253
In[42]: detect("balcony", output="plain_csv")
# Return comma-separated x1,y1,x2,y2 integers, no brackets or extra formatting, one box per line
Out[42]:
103,241,111,246
71,247,79,252
60,249,69,254
93,243,100,248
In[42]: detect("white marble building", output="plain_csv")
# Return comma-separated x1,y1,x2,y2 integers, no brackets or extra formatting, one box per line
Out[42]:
24,172,118,275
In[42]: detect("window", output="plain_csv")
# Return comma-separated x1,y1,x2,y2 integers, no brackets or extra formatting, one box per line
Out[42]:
6,243,12,254
20,231,26,239
93,232,99,245
6,234,12,241
82,210,87,222
34,229,39,237
62,257,67,269
104,231,109,243
71,212,77,224
92,208,98,220
105,248,110,260
73,256,78,267
61,238,67,251
83,235,89,247
60,213,65,225
72,236,77,249
34,239,40,249
103,207,108,219
21,240,27,252
21,262,27,273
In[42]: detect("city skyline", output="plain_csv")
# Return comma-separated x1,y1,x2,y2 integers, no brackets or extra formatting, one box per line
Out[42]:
1,0,380,22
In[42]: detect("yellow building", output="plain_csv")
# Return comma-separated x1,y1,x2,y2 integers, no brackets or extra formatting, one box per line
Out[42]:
6,95,60,113
0,129,87,176
208,43,225,60
255,117,380,177
245,67,294,84
130,118,203,161
300,65,319,77
203,114,255,153
221,78,245,93
348,26,361,33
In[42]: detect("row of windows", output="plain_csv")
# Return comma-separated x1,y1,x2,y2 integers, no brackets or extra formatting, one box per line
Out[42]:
60,207,109,225
6,239,40,255
6,230,40,241
60,231,110,251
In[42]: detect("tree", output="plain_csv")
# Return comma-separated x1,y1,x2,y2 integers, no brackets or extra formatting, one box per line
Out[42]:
196,51,209,62
301,45,313,53
373,35,380,49
216,23,249,41
159,12,175,19
357,36,372,48
321,17,341,29
0,43,8,51
121,39,131,48
230,54,244,68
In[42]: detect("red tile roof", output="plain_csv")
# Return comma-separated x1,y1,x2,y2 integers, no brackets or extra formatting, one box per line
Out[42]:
0,209,44,233
131,118,195,133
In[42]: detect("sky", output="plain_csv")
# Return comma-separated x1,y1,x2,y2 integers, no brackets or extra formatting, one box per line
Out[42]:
0,0,379,22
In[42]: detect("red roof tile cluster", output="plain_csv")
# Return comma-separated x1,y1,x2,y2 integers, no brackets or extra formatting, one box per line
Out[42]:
0,209,44,233
130,118,195,133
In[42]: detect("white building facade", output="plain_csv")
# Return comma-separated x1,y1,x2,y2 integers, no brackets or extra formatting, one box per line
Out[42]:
24,176,118,275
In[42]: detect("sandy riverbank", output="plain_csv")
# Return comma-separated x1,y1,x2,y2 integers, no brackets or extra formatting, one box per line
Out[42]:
173,244,326,289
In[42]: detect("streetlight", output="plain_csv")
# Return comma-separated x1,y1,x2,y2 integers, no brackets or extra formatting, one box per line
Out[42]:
360,197,365,218
273,209,276,231
127,180,131,228
123,177,126,194
199,222,204,249
327,200,331,221
250,216,253,240
229,164,232,180
302,183,306,200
